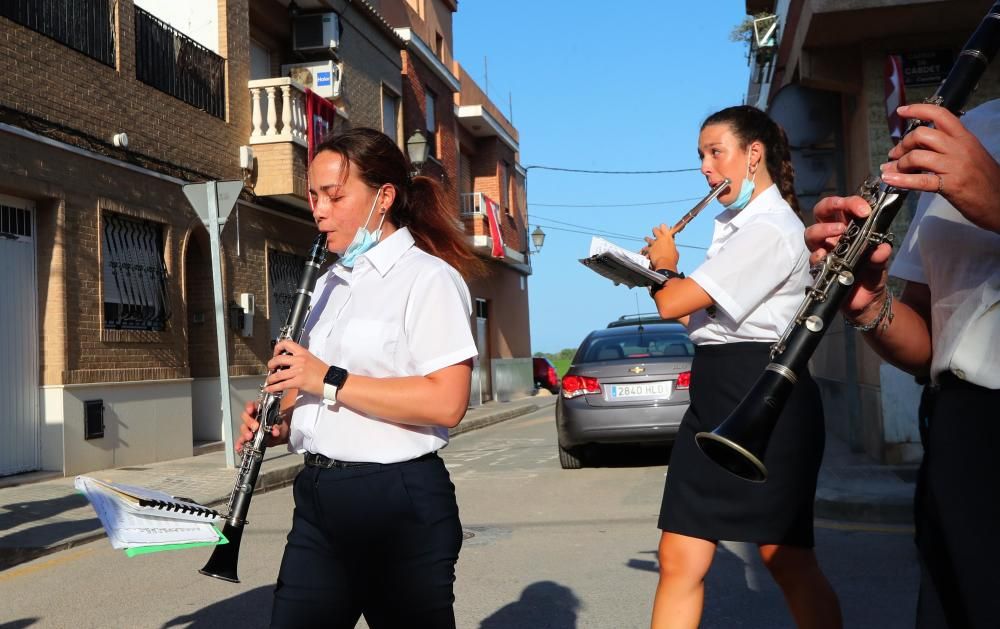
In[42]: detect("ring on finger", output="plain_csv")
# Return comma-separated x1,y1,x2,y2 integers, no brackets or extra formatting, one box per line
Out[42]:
936,174,944,195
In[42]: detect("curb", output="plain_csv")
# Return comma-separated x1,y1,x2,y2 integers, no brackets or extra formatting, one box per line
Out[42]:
815,491,914,525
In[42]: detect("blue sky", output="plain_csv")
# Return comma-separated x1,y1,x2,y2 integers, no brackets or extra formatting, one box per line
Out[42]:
454,1,754,354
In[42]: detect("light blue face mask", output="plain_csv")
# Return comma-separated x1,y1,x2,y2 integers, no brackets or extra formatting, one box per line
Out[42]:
724,153,758,211
339,188,386,268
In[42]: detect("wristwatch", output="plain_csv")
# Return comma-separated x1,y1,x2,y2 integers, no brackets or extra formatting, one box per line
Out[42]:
322,365,349,405
650,269,685,296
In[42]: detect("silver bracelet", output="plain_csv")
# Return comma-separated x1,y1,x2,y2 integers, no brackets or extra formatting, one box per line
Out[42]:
846,291,894,333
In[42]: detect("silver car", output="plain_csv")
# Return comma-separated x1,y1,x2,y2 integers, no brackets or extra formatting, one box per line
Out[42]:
555,321,693,469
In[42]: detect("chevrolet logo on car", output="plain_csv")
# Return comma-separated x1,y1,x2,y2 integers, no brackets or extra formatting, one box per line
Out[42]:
629,366,645,374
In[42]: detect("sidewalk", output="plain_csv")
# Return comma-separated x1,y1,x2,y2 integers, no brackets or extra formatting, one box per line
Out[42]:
0,392,916,572
0,394,555,572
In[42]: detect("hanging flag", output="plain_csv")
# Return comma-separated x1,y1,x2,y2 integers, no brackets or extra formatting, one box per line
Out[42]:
884,55,907,143
305,88,338,163
483,195,505,258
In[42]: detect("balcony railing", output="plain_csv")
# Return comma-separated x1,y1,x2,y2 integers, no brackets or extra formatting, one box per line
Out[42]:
135,7,225,119
1,0,115,66
460,192,485,216
248,78,308,147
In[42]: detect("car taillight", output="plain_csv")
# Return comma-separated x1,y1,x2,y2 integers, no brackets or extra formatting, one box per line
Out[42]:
547,366,558,387
676,371,691,390
562,375,601,399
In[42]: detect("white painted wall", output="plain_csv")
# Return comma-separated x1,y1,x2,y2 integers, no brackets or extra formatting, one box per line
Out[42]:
52,380,194,476
134,0,220,53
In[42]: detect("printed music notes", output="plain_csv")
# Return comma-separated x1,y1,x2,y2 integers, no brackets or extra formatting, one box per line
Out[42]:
75,476,227,556
580,237,667,289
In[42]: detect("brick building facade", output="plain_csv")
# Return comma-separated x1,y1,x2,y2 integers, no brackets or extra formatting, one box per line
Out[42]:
1,0,532,476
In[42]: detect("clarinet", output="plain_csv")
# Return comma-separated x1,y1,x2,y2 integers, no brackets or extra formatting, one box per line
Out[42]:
200,233,328,582
694,3,1000,482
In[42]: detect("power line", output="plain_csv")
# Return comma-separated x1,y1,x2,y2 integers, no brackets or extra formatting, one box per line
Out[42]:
524,165,701,175
530,220,708,251
530,196,704,208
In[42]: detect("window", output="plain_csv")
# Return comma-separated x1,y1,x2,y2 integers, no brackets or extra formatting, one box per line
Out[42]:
102,213,171,331
425,89,437,157
268,249,306,341
579,331,694,363
381,88,400,144
499,161,510,213
434,32,444,61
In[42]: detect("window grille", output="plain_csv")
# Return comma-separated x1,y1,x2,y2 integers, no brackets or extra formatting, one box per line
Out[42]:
102,213,171,331
269,250,306,341
0,0,116,67
0,204,32,240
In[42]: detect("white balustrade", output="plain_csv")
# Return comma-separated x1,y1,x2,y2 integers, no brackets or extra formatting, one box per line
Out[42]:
248,78,308,147
460,192,484,216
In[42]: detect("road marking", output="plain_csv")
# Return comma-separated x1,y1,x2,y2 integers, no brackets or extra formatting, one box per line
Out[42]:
0,547,95,582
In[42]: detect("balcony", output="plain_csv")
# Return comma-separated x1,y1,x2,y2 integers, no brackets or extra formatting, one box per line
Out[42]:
135,7,225,119
459,192,530,274
460,191,485,216
246,78,310,206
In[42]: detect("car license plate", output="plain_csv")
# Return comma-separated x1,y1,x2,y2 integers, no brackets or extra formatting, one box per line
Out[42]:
608,381,672,400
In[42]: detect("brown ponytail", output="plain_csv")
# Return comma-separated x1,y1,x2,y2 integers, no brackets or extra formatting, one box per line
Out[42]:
314,128,484,277
702,105,801,217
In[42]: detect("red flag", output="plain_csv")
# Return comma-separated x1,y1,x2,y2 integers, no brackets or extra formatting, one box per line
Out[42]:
305,88,338,163
885,55,907,143
483,195,505,258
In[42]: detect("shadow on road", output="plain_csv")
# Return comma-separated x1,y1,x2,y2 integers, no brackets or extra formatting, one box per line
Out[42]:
161,585,272,629
479,580,581,629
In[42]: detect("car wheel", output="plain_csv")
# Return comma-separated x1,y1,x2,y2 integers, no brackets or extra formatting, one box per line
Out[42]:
558,444,584,469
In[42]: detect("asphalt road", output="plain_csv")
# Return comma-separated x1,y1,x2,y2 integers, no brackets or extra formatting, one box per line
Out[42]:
0,406,919,628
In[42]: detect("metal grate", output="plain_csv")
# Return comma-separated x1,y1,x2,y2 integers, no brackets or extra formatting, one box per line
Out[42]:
134,7,226,119
0,0,116,67
102,213,171,331
0,204,32,240
269,249,306,341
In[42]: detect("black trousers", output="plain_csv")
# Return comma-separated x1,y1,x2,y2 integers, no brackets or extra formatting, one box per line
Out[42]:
270,453,462,629
914,373,1000,629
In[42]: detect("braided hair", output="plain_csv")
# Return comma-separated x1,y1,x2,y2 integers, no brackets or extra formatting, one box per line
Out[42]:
702,105,800,216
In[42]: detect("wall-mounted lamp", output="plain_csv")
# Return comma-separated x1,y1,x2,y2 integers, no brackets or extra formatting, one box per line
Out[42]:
530,226,546,253
112,132,129,148
287,0,301,18
406,129,429,176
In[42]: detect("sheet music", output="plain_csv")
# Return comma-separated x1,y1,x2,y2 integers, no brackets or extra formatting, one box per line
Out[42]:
580,237,666,289
87,478,221,522
75,476,221,549
588,237,649,267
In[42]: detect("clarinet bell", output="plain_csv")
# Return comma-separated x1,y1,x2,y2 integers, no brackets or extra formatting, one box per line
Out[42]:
199,522,244,583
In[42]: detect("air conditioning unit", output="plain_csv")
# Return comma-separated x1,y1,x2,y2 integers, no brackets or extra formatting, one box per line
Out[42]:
292,12,340,51
282,60,343,100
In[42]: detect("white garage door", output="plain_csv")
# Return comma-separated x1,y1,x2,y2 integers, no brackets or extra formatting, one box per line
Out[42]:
0,194,39,476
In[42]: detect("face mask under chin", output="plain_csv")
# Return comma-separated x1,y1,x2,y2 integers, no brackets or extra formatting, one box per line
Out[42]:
723,152,757,211
339,188,386,268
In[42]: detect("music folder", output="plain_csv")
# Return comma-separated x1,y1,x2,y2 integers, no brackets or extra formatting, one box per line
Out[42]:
75,475,227,556
580,237,667,289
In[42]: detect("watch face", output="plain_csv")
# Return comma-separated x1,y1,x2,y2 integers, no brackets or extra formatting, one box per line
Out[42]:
324,366,348,388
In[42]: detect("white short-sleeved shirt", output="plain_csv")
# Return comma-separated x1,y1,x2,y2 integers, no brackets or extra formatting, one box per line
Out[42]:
889,98,1000,389
687,184,812,345
287,227,478,463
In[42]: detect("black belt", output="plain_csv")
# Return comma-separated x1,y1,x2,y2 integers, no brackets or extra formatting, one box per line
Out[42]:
303,451,437,469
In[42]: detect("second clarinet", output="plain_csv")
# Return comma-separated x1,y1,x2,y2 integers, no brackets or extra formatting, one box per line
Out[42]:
694,2,1000,482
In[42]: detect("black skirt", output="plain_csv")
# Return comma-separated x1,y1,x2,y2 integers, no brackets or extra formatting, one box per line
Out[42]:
658,342,825,547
